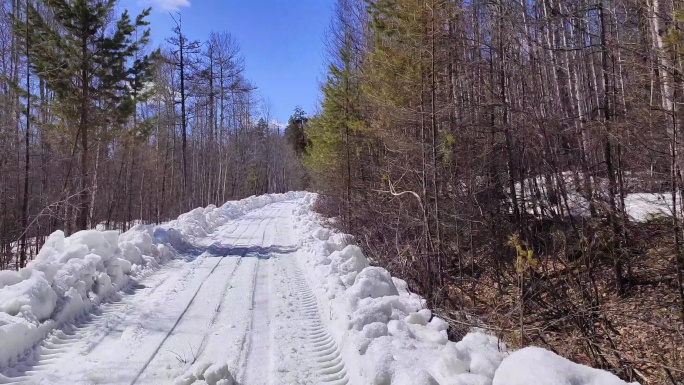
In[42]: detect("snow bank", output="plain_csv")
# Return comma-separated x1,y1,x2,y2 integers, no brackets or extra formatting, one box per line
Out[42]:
0,192,302,369
493,347,640,385
156,191,304,250
293,193,639,385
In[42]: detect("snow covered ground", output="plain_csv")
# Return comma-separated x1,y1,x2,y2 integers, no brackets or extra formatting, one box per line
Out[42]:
514,172,675,222
0,193,640,384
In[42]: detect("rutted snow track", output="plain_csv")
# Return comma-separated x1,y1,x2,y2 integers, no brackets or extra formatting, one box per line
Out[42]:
0,201,349,385
267,255,349,385
287,259,348,384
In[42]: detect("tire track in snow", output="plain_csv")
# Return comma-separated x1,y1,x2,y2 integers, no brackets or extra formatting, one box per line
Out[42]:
130,254,241,385
221,217,260,246
188,251,246,365
233,254,262,382
0,258,199,385
261,205,287,248
298,288,349,384
272,255,350,385
238,255,271,385
234,205,289,384
134,207,274,384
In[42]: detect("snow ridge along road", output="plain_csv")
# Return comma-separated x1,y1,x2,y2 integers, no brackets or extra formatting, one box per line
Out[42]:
0,200,337,385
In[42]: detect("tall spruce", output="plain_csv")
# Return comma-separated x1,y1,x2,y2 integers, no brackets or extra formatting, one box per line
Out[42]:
285,106,308,156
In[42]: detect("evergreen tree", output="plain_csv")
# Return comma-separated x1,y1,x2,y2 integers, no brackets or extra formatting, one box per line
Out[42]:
285,106,309,156
13,0,154,230
305,16,365,230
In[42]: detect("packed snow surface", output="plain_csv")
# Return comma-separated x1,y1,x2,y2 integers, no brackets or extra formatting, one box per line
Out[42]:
0,192,639,384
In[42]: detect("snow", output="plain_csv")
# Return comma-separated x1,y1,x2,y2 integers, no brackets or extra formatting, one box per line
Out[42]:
623,193,673,222
346,266,398,301
0,271,57,321
0,192,640,385
175,361,235,385
514,172,677,223
492,347,640,385
0,271,23,289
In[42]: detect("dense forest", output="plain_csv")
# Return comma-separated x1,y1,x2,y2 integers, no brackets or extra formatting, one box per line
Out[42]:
304,0,684,383
0,0,306,268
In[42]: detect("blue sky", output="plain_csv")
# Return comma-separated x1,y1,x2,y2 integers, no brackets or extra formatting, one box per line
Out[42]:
120,0,333,124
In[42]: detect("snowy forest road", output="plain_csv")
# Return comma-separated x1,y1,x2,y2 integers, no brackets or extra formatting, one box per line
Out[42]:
0,201,347,385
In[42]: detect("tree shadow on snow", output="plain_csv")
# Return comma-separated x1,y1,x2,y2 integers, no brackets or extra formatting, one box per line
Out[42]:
153,227,297,261
200,244,298,259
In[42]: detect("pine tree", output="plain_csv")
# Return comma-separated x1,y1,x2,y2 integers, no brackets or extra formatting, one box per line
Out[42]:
13,0,154,230
285,106,308,156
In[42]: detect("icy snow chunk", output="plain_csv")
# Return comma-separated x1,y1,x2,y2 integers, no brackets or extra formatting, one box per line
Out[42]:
143,255,160,269
313,227,331,241
433,332,506,383
101,230,119,250
326,245,370,288
203,362,234,385
0,270,23,289
347,293,423,331
68,230,117,262
412,325,449,345
94,272,113,297
355,322,389,354
51,253,101,298
38,231,66,258
120,241,144,266
392,277,410,295
57,243,89,264
120,231,156,258
393,370,439,385
0,311,51,368
347,267,398,301
349,297,393,330
326,233,350,255
363,337,395,385
0,270,57,321
406,309,432,325
174,371,199,385
403,310,449,344
174,361,212,385
114,257,132,275
157,244,173,262
492,346,640,385
388,319,414,339
175,361,235,385
433,345,470,379
428,316,449,332
53,287,87,323
334,245,368,274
